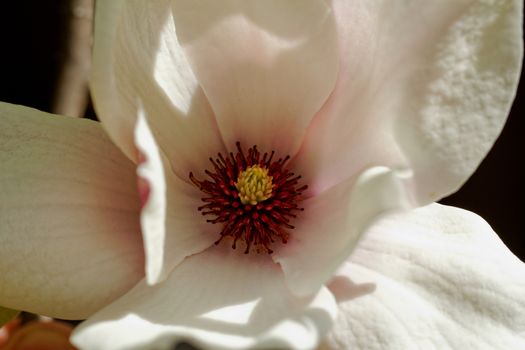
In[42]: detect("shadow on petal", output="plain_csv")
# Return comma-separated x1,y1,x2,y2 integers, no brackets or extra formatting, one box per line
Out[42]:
327,276,376,303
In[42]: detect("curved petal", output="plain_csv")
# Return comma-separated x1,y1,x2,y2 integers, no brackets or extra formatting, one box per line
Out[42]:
321,204,525,350
72,246,337,350
172,0,339,155
0,103,144,319
294,0,523,203
92,0,225,179
135,110,218,284
273,166,413,296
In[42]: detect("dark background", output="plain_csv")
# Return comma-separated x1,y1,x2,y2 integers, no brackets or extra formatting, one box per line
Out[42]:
0,2,523,261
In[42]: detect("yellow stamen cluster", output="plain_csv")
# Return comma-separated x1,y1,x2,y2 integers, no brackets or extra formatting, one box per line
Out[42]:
235,165,274,205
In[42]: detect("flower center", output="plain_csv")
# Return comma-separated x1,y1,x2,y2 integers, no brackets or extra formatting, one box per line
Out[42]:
235,165,274,205
189,142,306,254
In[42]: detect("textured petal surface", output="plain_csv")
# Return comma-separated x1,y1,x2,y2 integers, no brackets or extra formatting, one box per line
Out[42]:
0,103,144,319
172,0,339,155
277,0,522,299
72,246,337,350
134,110,218,284
273,166,413,296
294,0,523,203
320,204,525,350
92,0,225,178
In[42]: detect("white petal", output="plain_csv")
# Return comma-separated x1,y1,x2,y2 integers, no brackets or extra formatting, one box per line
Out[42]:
92,0,225,178
134,110,218,284
273,166,413,296
294,0,523,203
172,0,339,155
0,103,144,319
72,246,337,350
321,204,525,350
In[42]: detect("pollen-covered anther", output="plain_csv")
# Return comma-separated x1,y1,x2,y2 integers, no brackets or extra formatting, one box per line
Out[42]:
189,142,306,255
235,165,274,205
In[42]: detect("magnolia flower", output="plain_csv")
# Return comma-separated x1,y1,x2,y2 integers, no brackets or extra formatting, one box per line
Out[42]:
0,0,524,349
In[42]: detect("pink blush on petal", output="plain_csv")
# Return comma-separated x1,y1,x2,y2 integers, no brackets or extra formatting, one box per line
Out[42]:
137,176,151,210
136,150,151,209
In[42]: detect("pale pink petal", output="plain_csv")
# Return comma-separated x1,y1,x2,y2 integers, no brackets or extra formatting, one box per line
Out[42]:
92,0,225,179
279,0,522,298
321,204,525,350
134,110,218,284
273,166,413,296
72,246,337,350
172,0,339,155
294,0,523,203
0,103,144,319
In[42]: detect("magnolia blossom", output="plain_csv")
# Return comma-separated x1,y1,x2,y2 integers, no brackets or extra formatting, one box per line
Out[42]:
0,1,524,349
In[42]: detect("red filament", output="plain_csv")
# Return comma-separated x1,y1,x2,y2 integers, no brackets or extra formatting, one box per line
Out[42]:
189,142,307,254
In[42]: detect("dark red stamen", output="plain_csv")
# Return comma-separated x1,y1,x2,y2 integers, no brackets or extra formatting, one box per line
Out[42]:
189,142,306,254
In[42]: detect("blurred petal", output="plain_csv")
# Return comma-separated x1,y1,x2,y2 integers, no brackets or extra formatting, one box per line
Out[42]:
0,103,144,319
2,321,75,350
273,166,412,296
72,246,337,350
0,316,20,347
321,204,525,350
294,0,523,204
92,0,225,178
135,110,218,284
172,0,339,155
